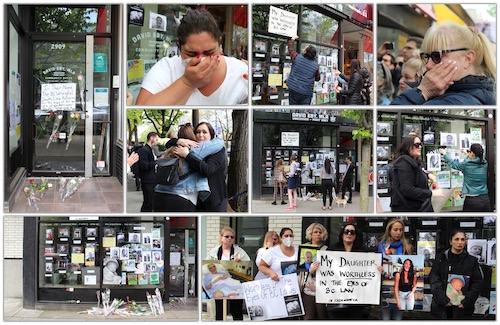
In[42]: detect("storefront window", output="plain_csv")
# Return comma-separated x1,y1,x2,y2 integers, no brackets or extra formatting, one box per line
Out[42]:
35,6,111,33
301,9,339,45
377,111,490,211
235,217,269,271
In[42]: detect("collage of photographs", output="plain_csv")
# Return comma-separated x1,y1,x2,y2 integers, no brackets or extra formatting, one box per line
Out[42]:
1,2,497,322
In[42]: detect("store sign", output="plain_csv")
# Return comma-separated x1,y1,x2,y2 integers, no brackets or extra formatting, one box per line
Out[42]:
281,132,299,147
316,251,381,304
291,112,337,123
41,83,76,111
268,6,298,37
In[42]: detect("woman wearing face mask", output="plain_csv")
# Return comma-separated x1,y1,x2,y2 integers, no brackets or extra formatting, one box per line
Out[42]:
377,219,414,320
299,223,329,320
206,227,250,321
254,231,280,280
259,228,298,281
439,144,491,212
429,229,483,319
327,223,372,319
391,135,444,212
173,122,228,212
391,22,495,105
136,9,248,105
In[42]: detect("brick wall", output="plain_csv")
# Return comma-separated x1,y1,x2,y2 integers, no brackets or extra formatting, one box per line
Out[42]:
204,216,231,257
4,216,24,259
268,216,302,238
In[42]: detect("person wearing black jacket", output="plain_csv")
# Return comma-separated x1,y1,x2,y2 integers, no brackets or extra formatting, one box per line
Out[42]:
341,156,354,203
138,132,159,212
335,59,365,105
391,135,444,212
429,229,484,319
175,122,228,212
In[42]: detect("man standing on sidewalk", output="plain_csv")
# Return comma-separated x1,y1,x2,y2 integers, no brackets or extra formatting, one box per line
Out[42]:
138,132,159,212
341,156,354,203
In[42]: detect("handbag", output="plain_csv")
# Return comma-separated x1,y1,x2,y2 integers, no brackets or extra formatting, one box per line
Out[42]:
278,173,286,184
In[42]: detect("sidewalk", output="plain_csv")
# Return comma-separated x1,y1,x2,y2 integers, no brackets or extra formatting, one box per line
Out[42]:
252,192,374,214
3,297,198,321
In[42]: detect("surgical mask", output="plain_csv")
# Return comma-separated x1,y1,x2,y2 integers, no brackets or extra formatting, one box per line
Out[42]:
181,56,206,67
282,237,294,247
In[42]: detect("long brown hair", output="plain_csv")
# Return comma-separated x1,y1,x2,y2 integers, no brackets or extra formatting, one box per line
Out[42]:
161,124,196,159
380,218,412,254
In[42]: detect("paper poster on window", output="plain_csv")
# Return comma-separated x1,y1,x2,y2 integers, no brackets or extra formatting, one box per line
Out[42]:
316,251,382,305
450,171,464,188
94,88,109,107
41,83,76,111
268,73,283,87
437,171,451,188
268,6,298,37
127,59,145,83
470,128,482,143
459,133,471,149
242,274,304,320
170,252,181,266
281,132,299,146
94,53,107,73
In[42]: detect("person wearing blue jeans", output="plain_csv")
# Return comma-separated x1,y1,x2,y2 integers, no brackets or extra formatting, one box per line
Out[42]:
395,259,418,312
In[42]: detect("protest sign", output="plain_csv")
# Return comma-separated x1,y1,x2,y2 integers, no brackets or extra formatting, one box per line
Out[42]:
316,250,381,304
268,6,298,38
242,274,304,320
41,83,76,111
381,255,424,310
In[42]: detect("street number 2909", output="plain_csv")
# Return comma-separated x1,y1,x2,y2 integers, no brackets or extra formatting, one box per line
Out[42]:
51,43,66,50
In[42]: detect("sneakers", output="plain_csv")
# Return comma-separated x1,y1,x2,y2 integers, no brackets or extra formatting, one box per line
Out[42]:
281,201,287,205
271,201,277,205
285,206,295,211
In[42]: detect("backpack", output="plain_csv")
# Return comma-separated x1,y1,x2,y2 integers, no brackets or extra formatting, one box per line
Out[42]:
154,158,190,186
293,163,302,178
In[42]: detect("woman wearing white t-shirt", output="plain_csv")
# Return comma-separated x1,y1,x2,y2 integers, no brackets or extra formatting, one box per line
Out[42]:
254,231,280,280
136,9,248,106
258,228,298,281
206,226,250,321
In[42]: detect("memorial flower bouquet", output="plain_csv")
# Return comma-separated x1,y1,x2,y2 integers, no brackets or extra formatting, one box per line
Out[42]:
61,176,85,201
46,112,63,149
36,177,52,199
23,186,39,211
65,112,81,150
58,177,67,199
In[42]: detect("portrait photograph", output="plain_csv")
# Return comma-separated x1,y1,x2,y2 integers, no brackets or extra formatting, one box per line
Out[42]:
58,228,69,237
427,153,441,171
120,247,130,260
57,244,68,254
377,145,391,160
129,233,141,244
423,129,435,145
45,262,53,273
110,247,120,259
152,251,162,262
377,121,393,136
73,228,82,239
45,229,54,240
403,123,422,137
459,133,471,149
254,40,267,52
129,5,144,26
104,228,115,237
297,246,318,273
142,233,152,245
487,240,496,265
468,239,487,264
149,12,166,32
440,132,457,147
271,44,280,56
152,239,162,249
86,227,97,238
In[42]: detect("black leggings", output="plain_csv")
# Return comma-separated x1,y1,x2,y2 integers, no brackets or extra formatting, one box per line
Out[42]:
152,193,196,212
321,179,334,206
215,299,243,320
463,194,492,212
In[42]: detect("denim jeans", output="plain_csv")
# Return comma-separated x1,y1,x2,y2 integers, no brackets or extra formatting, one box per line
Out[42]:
381,306,403,320
398,291,415,310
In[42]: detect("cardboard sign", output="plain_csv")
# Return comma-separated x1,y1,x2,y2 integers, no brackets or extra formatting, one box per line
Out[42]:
268,6,298,37
242,274,304,320
41,83,76,111
281,132,299,147
316,251,382,304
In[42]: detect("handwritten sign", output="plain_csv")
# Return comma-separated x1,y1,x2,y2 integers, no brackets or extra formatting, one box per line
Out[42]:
316,251,381,304
41,83,76,111
281,132,299,147
268,6,298,37
242,274,304,320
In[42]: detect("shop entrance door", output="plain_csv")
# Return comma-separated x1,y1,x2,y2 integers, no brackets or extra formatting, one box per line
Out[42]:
32,35,109,177
169,230,196,299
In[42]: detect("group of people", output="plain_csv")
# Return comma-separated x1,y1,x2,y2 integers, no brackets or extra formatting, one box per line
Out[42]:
378,22,495,105
271,156,354,211
135,122,228,212
207,219,484,320
390,135,491,212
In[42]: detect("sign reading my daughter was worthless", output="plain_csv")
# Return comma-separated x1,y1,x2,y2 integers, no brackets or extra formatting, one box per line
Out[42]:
268,6,298,38
316,251,382,304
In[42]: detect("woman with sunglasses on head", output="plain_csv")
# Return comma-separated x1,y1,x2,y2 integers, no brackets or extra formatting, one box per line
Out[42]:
391,22,495,105
287,35,320,105
391,135,444,212
327,223,372,319
206,226,250,321
429,229,483,319
136,9,248,106
298,223,329,320
439,144,491,211
254,231,280,280
377,218,414,320
152,124,224,212
173,122,228,212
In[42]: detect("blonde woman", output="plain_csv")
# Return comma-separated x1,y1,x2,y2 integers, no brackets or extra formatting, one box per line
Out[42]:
398,57,425,95
255,231,280,280
392,22,495,105
272,159,287,205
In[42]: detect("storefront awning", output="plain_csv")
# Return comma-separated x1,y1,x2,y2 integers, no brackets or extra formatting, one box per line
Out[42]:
233,5,247,28
409,4,437,21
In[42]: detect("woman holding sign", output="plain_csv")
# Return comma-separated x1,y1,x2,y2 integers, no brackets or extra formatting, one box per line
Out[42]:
327,223,371,319
429,229,483,319
299,223,329,320
377,219,414,320
206,227,250,321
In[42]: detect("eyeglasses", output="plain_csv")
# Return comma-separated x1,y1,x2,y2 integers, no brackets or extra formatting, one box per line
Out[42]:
343,229,356,235
420,48,468,64
413,142,423,148
466,149,471,153
396,62,404,67
223,235,235,239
